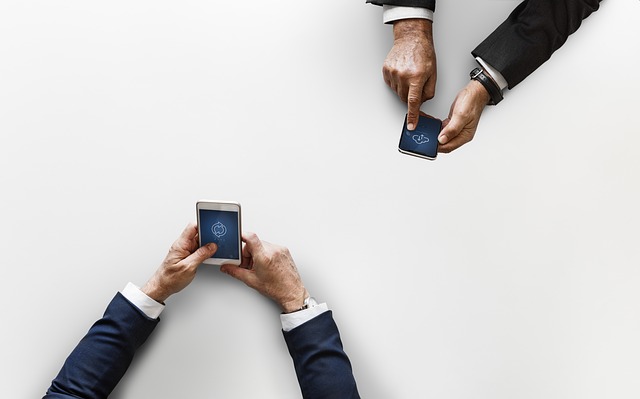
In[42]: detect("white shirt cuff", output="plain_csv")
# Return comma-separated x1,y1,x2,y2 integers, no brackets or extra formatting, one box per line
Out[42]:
475,57,508,91
280,303,329,332
383,5,434,24
121,282,165,319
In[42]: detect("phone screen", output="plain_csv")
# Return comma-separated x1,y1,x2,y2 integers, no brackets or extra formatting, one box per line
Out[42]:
398,114,442,160
198,209,240,260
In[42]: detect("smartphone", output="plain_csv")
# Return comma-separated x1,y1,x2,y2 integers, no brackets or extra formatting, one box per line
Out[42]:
196,200,242,265
398,114,442,160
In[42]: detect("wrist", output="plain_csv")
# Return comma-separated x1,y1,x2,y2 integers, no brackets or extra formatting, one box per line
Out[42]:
393,18,432,41
468,80,492,106
469,68,502,105
281,288,309,314
141,279,169,303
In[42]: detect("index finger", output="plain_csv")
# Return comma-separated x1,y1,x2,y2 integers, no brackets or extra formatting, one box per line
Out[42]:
172,222,199,250
406,83,424,131
241,232,264,259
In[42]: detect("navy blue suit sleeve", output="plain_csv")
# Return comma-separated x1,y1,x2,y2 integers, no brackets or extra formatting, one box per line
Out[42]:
472,0,601,88
283,311,360,399
44,292,159,399
367,0,435,12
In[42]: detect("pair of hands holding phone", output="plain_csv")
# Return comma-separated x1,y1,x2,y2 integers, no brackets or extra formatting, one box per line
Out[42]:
142,223,307,313
384,19,491,154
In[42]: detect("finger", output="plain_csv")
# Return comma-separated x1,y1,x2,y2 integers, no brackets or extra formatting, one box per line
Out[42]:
422,75,436,101
238,242,252,269
438,115,465,145
175,222,198,246
397,81,409,104
183,242,217,267
389,79,400,97
438,132,471,154
383,65,402,97
220,264,259,289
382,67,392,89
190,230,200,252
406,83,423,130
240,232,264,266
242,232,263,253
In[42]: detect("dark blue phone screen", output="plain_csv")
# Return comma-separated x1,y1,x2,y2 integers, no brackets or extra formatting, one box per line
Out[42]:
199,209,240,260
399,115,441,159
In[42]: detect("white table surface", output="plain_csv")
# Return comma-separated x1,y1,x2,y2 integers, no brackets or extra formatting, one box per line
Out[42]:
1,1,639,398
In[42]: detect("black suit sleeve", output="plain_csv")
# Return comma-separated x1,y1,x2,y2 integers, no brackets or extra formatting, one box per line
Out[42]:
283,311,360,399
44,293,159,399
472,0,601,88
367,0,435,12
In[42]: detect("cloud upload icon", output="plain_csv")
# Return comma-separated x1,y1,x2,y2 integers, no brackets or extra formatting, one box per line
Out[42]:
412,134,430,145
211,221,227,238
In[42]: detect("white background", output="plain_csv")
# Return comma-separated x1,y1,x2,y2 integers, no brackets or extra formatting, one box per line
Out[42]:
1,1,639,398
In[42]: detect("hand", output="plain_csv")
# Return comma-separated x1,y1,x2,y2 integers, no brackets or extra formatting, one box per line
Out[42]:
438,80,491,153
141,223,218,303
383,19,437,131
220,232,307,313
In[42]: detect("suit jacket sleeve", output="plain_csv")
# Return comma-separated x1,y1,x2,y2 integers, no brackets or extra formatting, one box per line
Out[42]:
472,0,601,88
367,0,435,12
283,311,360,399
44,292,159,399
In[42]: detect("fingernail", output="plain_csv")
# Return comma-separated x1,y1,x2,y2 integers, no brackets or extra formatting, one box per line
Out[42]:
407,123,415,130
438,135,447,144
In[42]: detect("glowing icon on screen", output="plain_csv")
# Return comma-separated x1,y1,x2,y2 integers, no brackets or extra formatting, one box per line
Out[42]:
412,134,430,145
211,221,227,238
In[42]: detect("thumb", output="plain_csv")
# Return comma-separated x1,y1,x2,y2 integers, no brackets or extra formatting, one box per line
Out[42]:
185,243,218,267
220,264,259,289
438,116,463,145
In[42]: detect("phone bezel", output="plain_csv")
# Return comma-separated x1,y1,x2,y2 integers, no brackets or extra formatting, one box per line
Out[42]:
196,200,242,266
398,147,437,160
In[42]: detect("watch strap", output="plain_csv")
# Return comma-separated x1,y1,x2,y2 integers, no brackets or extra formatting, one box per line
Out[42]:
470,67,503,105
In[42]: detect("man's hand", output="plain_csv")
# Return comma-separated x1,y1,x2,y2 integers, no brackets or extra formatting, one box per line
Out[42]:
141,223,218,303
220,232,307,313
383,18,436,131
438,80,490,153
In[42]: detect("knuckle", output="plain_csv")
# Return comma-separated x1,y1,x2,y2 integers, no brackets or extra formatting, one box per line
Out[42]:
195,246,209,257
408,94,421,104
454,109,470,121
275,245,290,257
423,89,435,100
283,247,292,257
172,260,190,272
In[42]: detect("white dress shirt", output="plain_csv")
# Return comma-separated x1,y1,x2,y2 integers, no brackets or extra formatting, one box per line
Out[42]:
382,5,433,23
120,282,329,332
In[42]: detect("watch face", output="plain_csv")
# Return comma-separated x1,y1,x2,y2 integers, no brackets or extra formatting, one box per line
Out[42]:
305,297,318,308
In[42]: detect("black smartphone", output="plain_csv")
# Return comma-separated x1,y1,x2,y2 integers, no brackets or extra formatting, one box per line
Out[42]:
398,114,442,161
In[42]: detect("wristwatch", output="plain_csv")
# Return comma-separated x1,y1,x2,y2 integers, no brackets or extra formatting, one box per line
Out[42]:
301,296,318,310
470,67,503,105
289,295,318,313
